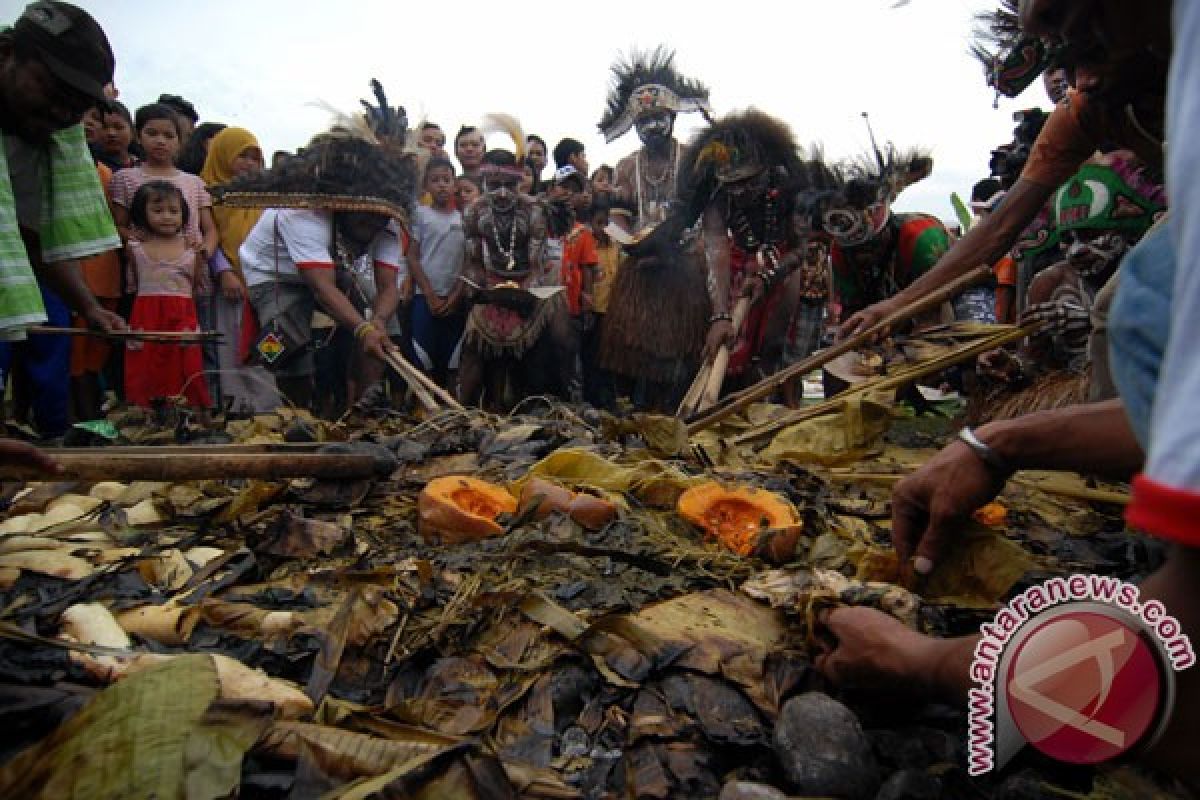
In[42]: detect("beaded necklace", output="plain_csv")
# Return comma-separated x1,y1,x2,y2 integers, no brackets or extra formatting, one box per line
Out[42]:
484,210,520,272
634,140,679,225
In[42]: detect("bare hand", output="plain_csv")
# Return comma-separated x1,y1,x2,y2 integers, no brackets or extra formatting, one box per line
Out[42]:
836,297,898,342
891,440,1008,576
218,271,245,303
1021,299,1091,350
360,326,396,363
84,304,128,334
702,319,736,361
426,294,447,316
815,606,935,692
976,348,1023,384
0,439,62,476
741,275,767,306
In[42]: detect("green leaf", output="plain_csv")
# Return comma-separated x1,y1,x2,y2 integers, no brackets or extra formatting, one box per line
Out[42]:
0,654,222,800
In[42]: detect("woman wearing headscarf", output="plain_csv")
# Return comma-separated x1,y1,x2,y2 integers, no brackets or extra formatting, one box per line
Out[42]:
200,127,280,412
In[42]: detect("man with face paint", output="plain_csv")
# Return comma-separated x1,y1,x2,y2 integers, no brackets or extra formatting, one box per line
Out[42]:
673,110,823,386
813,146,953,325
600,48,711,239
979,152,1165,390
458,138,575,408
816,2,1200,783
595,47,715,408
839,0,1171,341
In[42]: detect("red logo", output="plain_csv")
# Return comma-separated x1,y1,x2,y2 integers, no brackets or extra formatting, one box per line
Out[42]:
1004,611,1164,764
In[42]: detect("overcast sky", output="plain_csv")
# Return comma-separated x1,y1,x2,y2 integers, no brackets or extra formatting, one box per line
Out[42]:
72,0,1046,223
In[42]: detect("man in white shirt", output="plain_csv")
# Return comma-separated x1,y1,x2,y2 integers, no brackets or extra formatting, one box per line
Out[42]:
240,207,402,408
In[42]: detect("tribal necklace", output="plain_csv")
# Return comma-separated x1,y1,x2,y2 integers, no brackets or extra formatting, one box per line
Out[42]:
485,211,520,271
727,187,783,256
635,140,679,224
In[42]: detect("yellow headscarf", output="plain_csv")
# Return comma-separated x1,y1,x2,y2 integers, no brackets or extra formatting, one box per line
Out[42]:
200,127,264,277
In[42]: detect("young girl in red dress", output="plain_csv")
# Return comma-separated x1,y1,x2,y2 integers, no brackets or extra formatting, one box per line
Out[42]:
123,181,211,410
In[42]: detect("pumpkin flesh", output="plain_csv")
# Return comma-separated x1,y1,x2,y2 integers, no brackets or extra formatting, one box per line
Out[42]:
677,483,800,558
418,476,517,544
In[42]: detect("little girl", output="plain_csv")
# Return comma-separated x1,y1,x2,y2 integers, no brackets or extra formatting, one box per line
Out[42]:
110,103,219,291
97,101,137,172
123,181,211,410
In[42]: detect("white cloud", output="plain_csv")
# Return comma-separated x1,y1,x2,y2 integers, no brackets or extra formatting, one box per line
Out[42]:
78,0,1048,221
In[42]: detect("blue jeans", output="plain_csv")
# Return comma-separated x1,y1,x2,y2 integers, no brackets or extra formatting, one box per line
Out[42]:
0,287,71,436
409,295,465,377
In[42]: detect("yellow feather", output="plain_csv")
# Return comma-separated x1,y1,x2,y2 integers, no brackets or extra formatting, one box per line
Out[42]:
481,112,526,162
696,141,730,169
306,100,380,145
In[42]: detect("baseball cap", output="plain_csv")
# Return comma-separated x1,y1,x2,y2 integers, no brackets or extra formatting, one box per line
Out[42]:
12,1,115,104
554,165,584,189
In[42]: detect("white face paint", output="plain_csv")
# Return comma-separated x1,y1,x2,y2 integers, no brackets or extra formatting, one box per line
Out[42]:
485,176,519,213
1064,230,1128,276
635,111,674,146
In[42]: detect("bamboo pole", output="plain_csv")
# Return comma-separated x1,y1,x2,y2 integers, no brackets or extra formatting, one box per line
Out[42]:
699,296,751,411
378,350,464,413
677,296,750,417
684,265,994,434
28,327,221,344
0,450,392,482
731,322,1038,446
826,469,1130,505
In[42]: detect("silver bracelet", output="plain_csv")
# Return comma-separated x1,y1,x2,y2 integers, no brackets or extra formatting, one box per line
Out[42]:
957,427,1011,474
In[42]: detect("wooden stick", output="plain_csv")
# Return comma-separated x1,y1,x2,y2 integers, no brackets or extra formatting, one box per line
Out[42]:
379,350,464,413
393,351,460,410
731,322,1037,445
676,361,712,418
28,326,221,344
698,296,751,411
0,451,387,483
677,296,751,418
685,265,994,434
45,443,329,456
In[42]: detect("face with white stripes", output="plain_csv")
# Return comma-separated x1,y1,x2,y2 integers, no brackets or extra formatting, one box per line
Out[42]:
1062,230,1129,278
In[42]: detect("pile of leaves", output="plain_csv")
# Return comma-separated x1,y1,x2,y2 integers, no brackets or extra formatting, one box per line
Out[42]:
0,401,1185,799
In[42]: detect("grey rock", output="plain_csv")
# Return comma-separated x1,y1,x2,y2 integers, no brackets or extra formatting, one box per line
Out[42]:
773,692,880,800
874,769,941,800
559,726,589,759
718,780,789,800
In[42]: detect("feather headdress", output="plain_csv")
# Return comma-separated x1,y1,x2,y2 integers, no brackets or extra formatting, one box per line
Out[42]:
598,46,712,142
481,112,525,164
670,109,803,231
798,144,933,247
845,144,933,201
212,80,418,220
969,0,1057,98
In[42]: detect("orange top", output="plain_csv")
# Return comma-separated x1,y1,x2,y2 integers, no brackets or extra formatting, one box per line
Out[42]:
78,163,122,298
561,223,598,316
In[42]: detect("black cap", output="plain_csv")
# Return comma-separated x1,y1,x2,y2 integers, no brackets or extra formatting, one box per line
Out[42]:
12,1,114,104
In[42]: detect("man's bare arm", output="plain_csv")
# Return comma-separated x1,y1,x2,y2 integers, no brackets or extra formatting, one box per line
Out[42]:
839,178,1055,338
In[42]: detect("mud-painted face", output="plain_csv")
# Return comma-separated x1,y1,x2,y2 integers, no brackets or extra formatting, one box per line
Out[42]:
1063,230,1129,277
635,110,674,147
484,175,520,213
724,169,769,211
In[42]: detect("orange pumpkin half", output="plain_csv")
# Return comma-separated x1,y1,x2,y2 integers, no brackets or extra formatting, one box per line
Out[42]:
417,476,518,544
677,482,802,562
